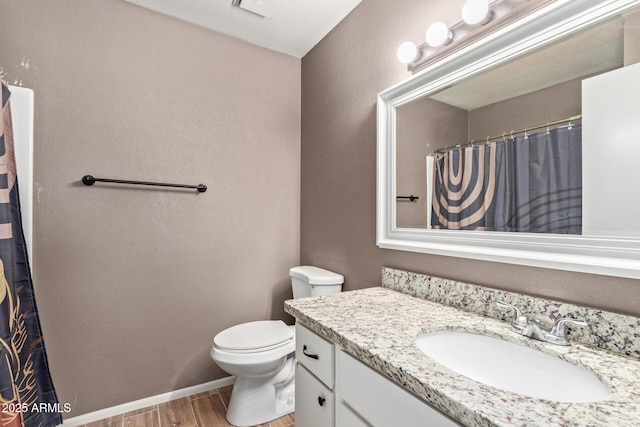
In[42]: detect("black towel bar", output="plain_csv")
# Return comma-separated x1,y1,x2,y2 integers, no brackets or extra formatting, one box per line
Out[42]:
81,175,207,193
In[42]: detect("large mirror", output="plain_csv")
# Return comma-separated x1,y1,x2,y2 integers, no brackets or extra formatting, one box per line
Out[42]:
377,0,640,278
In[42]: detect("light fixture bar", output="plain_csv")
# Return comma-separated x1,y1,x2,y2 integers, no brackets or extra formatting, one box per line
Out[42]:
400,0,546,74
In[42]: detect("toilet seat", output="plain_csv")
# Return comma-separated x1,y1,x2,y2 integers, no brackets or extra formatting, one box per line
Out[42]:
214,320,294,353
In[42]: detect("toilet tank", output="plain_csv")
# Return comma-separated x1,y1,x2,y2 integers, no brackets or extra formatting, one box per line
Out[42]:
289,266,344,299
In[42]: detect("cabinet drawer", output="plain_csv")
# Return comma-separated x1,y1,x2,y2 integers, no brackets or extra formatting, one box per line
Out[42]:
296,324,335,387
295,363,335,427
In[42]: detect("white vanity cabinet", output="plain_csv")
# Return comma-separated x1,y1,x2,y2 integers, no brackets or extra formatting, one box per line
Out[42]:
295,324,460,427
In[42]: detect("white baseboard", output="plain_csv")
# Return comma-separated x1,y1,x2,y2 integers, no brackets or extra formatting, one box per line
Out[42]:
61,376,235,426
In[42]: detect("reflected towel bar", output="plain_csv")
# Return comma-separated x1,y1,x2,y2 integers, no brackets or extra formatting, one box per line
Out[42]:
397,195,419,201
81,175,207,193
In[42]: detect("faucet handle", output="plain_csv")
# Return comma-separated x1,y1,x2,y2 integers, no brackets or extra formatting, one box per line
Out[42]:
496,301,529,332
548,318,588,345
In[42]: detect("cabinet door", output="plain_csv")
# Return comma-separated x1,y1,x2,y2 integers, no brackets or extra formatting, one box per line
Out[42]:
296,363,335,427
336,350,460,426
336,401,370,427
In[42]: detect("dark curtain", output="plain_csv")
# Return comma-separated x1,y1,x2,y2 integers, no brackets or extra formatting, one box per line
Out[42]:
431,125,582,233
1,82,62,426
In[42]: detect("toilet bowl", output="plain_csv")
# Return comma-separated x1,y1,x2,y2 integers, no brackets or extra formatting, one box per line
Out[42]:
211,320,295,426
211,266,343,426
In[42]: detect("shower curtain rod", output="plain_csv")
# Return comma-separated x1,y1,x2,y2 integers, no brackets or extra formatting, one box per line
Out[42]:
434,114,582,155
81,175,207,193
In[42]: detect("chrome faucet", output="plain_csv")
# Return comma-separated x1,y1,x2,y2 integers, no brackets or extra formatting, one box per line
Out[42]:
497,301,588,346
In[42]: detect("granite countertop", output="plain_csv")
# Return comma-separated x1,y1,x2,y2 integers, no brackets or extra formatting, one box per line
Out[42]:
284,287,640,427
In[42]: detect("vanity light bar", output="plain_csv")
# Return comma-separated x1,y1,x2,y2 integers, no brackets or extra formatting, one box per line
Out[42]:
397,0,539,73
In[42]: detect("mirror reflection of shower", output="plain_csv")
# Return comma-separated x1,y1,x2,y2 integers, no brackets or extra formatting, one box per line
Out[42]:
395,9,640,237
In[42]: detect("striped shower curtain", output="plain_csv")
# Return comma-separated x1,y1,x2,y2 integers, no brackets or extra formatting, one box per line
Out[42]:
1,82,61,426
431,125,582,233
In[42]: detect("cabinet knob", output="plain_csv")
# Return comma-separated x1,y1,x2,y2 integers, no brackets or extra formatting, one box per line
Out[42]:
303,345,319,360
318,396,326,407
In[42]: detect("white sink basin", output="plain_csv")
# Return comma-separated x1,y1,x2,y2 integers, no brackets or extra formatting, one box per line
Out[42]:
416,331,609,403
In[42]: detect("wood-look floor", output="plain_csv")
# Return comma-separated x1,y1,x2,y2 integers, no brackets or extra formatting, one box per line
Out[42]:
77,385,295,427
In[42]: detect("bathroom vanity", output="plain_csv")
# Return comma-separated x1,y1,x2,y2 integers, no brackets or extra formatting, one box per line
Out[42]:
285,268,640,426
294,323,458,426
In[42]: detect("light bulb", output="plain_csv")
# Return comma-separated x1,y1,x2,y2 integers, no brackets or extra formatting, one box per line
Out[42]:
425,22,453,47
462,0,492,25
397,41,419,64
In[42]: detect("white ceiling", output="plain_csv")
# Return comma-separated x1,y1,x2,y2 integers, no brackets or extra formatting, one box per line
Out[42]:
122,0,362,58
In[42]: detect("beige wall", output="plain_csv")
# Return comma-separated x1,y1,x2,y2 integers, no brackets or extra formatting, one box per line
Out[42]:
1,0,300,418
301,0,640,317
624,9,640,65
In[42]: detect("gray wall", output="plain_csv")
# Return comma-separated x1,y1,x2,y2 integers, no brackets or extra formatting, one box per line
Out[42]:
301,0,640,316
1,0,300,418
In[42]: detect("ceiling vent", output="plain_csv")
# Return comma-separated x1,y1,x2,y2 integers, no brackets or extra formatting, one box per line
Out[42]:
231,0,284,19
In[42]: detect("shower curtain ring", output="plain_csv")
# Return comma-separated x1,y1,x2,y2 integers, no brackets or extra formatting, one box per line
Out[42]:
510,130,515,140
502,132,507,141
546,121,551,134
524,127,528,139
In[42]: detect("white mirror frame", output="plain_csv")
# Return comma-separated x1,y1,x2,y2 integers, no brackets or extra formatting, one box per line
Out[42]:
377,0,640,279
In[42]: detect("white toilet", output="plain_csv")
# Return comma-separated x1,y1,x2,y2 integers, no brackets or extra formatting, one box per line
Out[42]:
210,266,344,427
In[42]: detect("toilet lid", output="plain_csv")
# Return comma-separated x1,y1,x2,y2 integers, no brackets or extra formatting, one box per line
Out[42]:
214,320,293,351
